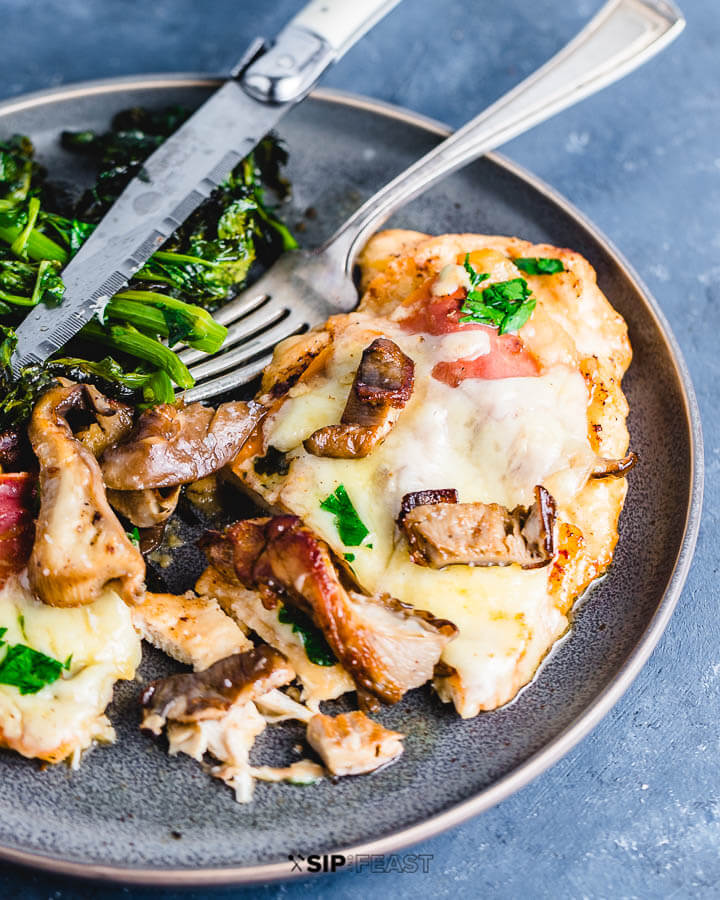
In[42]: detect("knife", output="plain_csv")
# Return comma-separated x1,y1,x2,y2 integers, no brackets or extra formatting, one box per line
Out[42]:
11,0,401,373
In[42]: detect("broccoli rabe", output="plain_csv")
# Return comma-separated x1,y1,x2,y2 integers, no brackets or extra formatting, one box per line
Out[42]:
0,106,296,428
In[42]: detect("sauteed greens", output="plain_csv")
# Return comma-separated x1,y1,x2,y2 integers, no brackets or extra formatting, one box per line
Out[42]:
0,107,295,429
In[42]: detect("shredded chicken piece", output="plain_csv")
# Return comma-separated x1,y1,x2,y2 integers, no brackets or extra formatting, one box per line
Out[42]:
167,702,267,803
307,711,404,775
195,565,354,705
401,484,557,570
250,760,324,785
202,517,457,704
254,688,315,724
304,337,415,458
101,400,265,490
132,591,252,671
27,384,145,607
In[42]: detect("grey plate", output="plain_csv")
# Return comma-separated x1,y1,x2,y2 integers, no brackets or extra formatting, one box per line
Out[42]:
0,76,703,886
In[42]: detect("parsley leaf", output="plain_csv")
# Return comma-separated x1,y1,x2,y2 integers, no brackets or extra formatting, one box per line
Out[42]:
462,253,490,288
126,526,140,549
343,552,356,562
320,485,370,546
277,604,336,667
0,635,67,695
459,258,537,335
514,257,565,275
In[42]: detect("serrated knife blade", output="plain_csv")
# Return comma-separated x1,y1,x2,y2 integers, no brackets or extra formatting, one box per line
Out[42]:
11,0,403,374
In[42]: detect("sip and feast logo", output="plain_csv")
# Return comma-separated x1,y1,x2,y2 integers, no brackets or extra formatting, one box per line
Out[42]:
287,852,433,874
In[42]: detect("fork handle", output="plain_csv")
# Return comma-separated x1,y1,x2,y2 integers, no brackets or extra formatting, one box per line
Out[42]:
321,0,685,276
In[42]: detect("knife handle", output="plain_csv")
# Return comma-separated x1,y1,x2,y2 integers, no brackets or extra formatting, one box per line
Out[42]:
292,0,402,57
241,0,401,104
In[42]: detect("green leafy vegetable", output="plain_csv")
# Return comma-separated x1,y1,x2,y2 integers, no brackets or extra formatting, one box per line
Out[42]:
48,356,174,405
320,485,370,546
513,257,565,275
127,526,140,549
0,629,69,695
81,321,194,390
0,107,296,428
462,253,489,288
0,135,35,204
460,256,537,335
277,604,335,667
0,356,57,429
104,290,227,352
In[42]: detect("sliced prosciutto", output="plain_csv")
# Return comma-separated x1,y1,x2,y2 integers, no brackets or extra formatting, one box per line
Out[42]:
0,473,36,581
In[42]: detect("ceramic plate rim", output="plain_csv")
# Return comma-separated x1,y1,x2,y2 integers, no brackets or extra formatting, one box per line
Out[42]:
0,74,704,886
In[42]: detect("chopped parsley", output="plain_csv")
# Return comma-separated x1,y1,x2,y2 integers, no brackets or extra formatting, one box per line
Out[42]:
462,254,490,288
277,605,336,667
0,627,71,695
320,485,370,547
459,254,536,335
513,257,565,275
343,553,356,562
127,526,141,549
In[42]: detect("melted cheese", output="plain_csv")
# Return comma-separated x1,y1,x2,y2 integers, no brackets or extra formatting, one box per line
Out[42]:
240,232,633,719
0,574,141,763
254,315,593,716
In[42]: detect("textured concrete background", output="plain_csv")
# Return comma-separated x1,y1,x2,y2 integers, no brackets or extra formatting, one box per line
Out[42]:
0,0,716,896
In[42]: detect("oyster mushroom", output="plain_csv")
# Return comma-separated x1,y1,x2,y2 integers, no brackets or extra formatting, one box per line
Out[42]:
106,485,181,528
304,337,414,458
27,384,145,607
101,400,265,491
400,485,557,570
591,452,637,478
74,386,134,457
140,644,294,734
202,516,457,705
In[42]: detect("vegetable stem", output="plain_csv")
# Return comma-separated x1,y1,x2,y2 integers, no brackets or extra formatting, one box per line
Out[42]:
110,290,227,352
81,321,194,389
10,197,40,257
0,223,68,264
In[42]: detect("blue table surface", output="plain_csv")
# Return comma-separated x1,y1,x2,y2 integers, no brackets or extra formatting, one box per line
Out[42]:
0,0,717,896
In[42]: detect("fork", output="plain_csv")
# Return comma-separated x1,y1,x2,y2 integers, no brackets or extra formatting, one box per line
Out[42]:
181,0,683,403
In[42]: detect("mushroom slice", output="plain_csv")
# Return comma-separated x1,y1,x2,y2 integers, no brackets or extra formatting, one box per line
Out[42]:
140,645,294,734
106,485,181,528
591,451,637,478
74,387,134,457
304,337,415,458
397,488,459,524
28,384,145,607
307,711,404,776
202,516,457,704
401,484,557,570
101,399,265,491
